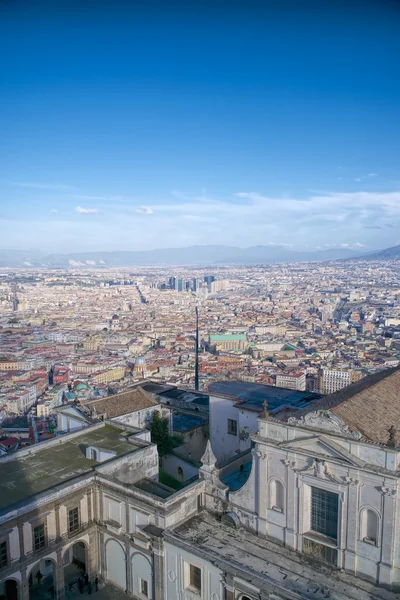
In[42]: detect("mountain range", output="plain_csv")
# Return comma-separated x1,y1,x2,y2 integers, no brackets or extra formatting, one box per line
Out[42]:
0,245,381,268
348,244,400,261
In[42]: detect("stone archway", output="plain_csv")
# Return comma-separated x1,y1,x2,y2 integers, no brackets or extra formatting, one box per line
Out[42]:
28,559,56,600
63,541,89,589
0,578,20,600
105,538,126,590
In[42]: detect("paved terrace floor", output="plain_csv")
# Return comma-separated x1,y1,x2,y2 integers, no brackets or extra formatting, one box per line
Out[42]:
168,511,399,600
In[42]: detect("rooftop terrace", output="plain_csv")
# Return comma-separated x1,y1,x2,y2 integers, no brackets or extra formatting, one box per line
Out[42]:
209,381,321,413
0,424,139,512
169,512,397,600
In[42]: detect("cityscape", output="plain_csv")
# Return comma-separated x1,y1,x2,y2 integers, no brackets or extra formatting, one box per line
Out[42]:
1,1,400,600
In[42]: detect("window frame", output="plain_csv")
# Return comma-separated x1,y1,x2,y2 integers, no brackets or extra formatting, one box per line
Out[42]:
139,577,149,597
227,418,238,436
310,486,339,541
184,561,202,595
68,506,80,535
0,539,8,569
33,522,47,552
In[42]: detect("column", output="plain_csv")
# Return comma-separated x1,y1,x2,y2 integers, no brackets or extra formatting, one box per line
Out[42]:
343,479,359,574
21,567,29,600
98,531,106,579
54,503,61,542
152,539,164,600
55,549,65,600
285,459,298,549
256,450,268,537
17,518,26,561
87,489,93,523
379,487,397,586
125,540,132,595
88,529,98,578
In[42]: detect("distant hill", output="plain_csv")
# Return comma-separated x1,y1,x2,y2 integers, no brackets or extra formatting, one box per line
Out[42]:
353,245,400,261
0,245,367,268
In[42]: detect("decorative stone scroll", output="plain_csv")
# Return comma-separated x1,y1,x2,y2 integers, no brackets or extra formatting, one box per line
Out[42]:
381,486,397,497
344,476,361,486
256,451,268,460
287,409,362,440
295,458,341,483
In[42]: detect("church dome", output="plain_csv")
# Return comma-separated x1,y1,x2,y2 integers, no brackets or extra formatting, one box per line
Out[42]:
135,356,146,366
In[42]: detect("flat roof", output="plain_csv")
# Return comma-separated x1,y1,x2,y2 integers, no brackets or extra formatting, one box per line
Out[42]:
173,413,207,433
208,381,321,413
0,424,138,512
220,460,252,491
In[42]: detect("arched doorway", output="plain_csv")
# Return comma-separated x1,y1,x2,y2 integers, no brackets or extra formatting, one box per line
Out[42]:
63,541,88,590
0,579,19,600
177,466,184,482
29,559,55,600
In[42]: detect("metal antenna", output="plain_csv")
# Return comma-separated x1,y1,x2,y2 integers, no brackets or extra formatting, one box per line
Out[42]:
195,305,199,391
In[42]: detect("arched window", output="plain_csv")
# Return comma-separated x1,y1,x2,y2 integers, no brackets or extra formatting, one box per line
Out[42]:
91,448,97,461
269,479,284,512
177,466,184,481
361,508,378,545
221,512,240,529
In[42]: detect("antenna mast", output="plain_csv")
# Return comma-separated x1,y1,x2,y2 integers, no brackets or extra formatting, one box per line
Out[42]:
195,305,199,391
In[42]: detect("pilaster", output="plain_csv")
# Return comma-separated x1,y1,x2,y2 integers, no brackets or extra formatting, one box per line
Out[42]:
55,548,65,600
379,486,397,587
285,458,297,549
152,540,164,600
21,567,29,600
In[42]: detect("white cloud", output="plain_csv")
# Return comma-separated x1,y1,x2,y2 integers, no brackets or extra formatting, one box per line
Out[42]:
3,188,398,252
266,242,293,247
75,206,102,214
136,206,154,215
339,242,366,249
354,173,378,182
50,209,57,213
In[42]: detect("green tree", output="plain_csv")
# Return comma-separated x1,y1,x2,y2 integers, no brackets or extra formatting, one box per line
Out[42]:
150,411,174,458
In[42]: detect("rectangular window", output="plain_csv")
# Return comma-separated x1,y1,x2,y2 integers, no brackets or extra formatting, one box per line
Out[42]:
0,541,7,568
139,578,148,597
311,487,338,540
68,507,80,534
33,523,46,551
227,418,238,436
189,564,201,592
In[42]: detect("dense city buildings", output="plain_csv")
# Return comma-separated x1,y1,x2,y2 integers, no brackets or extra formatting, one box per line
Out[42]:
1,260,400,598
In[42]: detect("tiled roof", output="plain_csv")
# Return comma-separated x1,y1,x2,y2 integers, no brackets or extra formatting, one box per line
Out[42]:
284,366,400,445
82,386,158,418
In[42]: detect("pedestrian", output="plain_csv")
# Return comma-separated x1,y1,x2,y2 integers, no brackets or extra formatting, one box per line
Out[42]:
94,577,98,592
84,572,89,586
78,579,84,595
88,581,92,595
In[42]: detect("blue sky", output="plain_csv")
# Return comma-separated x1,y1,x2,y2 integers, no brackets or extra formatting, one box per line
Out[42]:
1,0,400,253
